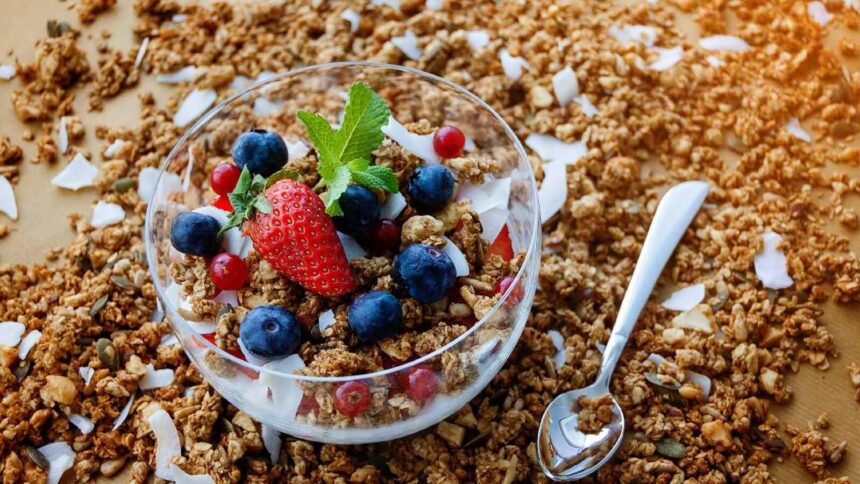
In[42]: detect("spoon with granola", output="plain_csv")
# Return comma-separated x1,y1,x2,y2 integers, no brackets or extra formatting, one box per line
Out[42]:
538,180,710,481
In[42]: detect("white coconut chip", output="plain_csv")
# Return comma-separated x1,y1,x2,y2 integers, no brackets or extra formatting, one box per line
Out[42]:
51,153,98,191
547,330,566,370
133,37,149,69
706,55,725,67
237,339,272,367
138,167,182,204
661,284,705,312
700,35,750,52
214,290,238,307
392,30,423,61
139,364,176,390
754,232,794,289
608,24,658,47
808,2,832,25
18,330,41,359
174,89,217,127
372,0,401,12
499,49,531,81
457,176,511,213
647,353,712,399
382,116,440,164
260,355,305,420
253,97,282,117
261,424,282,465
340,9,360,32
538,162,568,223
574,96,599,117
112,393,134,431
649,46,684,71
0,64,16,80
479,207,509,242
160,334,179,346
442,237,470,276
172,14,187,23
380,192,407,219
91,201,125,229
671,308,714,334
58,117,69,154
148,409,183,481
338,232,367,261
466,30,490,51
785,117,811,142
156,66,199,84
283,138,310,161
464,137,476,152
318,309,336,331
229,75,252,92
552,66,579,106
79,367,94,385
103,139,126,158
525,133,587,165
192,205,247,256
426,0,443,9
38,442,76,484
68,414,94,434
0,321,25,347
0,176,17,220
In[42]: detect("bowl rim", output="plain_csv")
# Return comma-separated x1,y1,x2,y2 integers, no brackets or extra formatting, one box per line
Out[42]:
145,61,541,382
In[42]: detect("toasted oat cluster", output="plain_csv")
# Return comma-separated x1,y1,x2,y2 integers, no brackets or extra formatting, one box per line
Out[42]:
1,0,859,482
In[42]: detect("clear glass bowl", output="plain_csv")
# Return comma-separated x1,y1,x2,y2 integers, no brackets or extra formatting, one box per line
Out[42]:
145,62,540,444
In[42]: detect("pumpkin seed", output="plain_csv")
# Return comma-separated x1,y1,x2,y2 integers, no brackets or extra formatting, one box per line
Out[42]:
46,20,72,38
462,431,491,450
96,338,118,370
830,121,859,139
113,177,137,193
216,417,234,434
310,323,324,343
216,305,232,322
26,446,50,470
487,388,508,405
14,362,31,381
655,438,686,459
644,372,681,390
90,294,110,317
725,133,748,154
110,275,132,289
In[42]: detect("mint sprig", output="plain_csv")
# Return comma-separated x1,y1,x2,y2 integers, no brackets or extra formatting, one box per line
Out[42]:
220,166,298,234
297,82,399,216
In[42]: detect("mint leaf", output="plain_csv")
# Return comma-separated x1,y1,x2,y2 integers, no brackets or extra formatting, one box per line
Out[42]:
349,160,399,193
297,110,338,179
322,165,352,216
334,83,391,164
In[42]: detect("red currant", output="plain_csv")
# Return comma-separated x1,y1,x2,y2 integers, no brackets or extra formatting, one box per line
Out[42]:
366,219,401,252
209,253,249,290
401,364,438,403
494,275,524,304
334,381,372,417
486,225,514,261
210,163,241,196
432,126,466,159
212,195,233,211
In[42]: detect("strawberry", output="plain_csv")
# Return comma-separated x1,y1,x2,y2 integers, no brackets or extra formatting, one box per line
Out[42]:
486,225,514,261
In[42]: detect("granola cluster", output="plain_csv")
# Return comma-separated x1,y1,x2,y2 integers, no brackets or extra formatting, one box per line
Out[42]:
1,0,859,482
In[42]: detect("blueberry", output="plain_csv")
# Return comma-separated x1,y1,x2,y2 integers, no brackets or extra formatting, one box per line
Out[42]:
348,291,403,341
393,243,457,303
239,305,301,358
332,185,381,236
169,211,223,257
407,165,455,213
231,129,288,178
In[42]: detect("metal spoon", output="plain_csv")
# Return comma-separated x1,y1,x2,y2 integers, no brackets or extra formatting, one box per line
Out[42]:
537,181,710,481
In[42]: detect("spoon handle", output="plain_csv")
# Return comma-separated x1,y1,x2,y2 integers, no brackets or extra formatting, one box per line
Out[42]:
594,181,709,389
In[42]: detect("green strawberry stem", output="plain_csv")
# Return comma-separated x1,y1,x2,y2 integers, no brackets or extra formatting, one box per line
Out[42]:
220,166,298,234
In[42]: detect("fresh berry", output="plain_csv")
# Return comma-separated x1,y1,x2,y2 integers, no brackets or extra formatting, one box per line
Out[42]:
432,126,466,159
332,185,380,236
400,364,438,402
348,291,403,341
393,243,457,303
239,305,301,359
407,165,455,213
365,219,401,252
170,211,223,257
243,179,355,296
486,225,514,261
494,274,524,304
210,163,242,196
212,195,233,211
209,253,249,290
334,380,372,417
232,129,289,178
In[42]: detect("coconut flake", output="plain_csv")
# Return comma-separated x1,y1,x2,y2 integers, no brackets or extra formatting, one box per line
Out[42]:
260,355,305,419
547,330,566,370
754,232,794,289
442,237,470,276
382,116,440,164
671,308,714,334
68,414,94,434
172,14,187,23
479,207,509,242
499,49,531,81
58,117,69,154
338,232,367,261
0,321,25,347
103,139,126,158
574,96,599,117
700,35,750,52
340,9,360,32
706,55,725,67
0,65,16,80
112,393,135,430
457,176,511,214
140,364,175,390
650,46,684,71
156,66,199,84
230,75,252,92
134,37,149,69
661,284,705,311
785,117,811,142
380,192,407,219
192,205,247,256
608,24,658,47
18,330,41,359
51,153,98,191
283,138,310,161
174,89,217,127
79,367,94,385
392,30,422,61
525,133,587,165
261,424,282,465
237,339,272,367
552,66,579,106
253,97,282,117
0,176,17,220
318,310,336,331
38,442,75,484
214,290,238,307
149,409,183,480
808,2,832,25
138,167,182,204
91,201,125,229
466,30,490,51
426,0,443,9
538,162,568,223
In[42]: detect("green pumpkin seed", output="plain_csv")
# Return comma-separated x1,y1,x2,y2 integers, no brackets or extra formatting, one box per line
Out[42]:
462,431,490,450
26,446,50,470
96,338,118,370
46,20,72,38
90,294,110,317
110,275,132,289
14,362,31,381
114,177,137,193
655,438,686,459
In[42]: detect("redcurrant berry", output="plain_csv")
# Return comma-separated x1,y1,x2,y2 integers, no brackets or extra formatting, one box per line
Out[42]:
432,126,466,158
209,253,249,290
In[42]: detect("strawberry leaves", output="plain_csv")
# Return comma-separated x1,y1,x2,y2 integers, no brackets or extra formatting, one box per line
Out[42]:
297,82,399,215
221,166,297,233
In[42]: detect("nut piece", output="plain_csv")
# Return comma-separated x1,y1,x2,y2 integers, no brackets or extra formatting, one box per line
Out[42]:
436,421,466,448
701,420,733,448
100,456,127,477
401,215,445,247
43,375,77,406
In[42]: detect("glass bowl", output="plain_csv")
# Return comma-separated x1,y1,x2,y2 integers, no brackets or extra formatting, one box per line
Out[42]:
145,62,540,444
